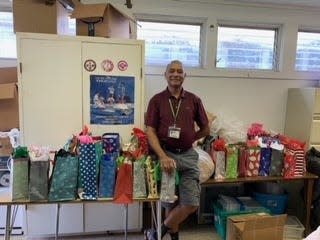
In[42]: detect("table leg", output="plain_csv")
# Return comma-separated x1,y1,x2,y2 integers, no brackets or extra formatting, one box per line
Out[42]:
157,200,161,240
124,204,128,240
5,205,12,240
305,178,315,235
55,203,61,240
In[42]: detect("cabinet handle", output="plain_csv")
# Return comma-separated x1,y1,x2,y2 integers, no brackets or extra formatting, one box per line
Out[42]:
313,113,320,121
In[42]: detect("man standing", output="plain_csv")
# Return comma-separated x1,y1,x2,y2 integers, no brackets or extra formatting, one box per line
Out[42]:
145,60,210,240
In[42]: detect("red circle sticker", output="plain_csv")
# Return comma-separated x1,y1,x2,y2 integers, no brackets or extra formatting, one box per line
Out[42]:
101,59,114,72
117,60,128,71
84,59,96,72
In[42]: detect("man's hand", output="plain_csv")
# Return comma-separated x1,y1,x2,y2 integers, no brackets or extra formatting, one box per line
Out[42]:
160,156,177,175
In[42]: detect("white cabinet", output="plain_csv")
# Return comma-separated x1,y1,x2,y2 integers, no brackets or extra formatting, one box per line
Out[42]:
0,205,24,235
26,204,83,236
284,88,320,150
16,32,145,236
84,202,142,233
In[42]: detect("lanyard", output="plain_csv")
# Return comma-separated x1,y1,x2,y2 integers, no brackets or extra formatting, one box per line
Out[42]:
169,98,182,125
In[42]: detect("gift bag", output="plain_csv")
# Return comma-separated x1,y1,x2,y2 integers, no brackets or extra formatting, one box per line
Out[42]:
79,143,98,200
259,147,272,176
160,170,177,203
213,151,226,180
133,158,147,198
145,156,159,199
269,148,284,176
211,138,226,180
113,160,133,204
28,145,50,201
238,146,248,177
11,146,29,201
102,133,120,153
225,145,238,179
246,147,260,177
98,152,118,198
48,149,79,201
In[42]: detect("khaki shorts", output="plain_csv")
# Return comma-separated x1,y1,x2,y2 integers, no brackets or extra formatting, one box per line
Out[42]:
161,148,200,208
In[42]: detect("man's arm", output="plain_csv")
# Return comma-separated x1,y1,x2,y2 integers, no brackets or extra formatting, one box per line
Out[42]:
146,126,167,159
195,124,210,141
146,126,176,173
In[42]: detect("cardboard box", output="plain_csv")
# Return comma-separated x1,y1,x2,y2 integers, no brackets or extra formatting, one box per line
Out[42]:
0,137,13,157
13,0,73,35
0,67,19,131
226,213,287,240
70,3,134,38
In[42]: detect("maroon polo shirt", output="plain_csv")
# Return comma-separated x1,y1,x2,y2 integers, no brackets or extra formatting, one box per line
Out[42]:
145,88,208,149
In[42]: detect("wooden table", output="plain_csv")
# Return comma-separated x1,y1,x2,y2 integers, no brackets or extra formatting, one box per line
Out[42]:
0,198,161,240
200,172,318,236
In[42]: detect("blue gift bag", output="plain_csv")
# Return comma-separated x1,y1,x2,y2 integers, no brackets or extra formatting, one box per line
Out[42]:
98,153,118,198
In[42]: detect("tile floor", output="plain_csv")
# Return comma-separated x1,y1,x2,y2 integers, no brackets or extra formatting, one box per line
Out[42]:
8,225,221,240
7,215,222,240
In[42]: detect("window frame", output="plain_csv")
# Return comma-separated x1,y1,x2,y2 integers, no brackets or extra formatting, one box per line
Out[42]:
135,14,208,68
295,27,320,72
0,10,17,60
215,21,282,72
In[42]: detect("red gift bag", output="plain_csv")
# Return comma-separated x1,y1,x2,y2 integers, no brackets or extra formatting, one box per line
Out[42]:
113,161,133,204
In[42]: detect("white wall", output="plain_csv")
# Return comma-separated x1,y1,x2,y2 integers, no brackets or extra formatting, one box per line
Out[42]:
2,0,320,134
80,0,320,135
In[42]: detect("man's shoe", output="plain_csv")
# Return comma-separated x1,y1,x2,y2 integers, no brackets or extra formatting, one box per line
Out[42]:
144,228,157,240
170,232,179,240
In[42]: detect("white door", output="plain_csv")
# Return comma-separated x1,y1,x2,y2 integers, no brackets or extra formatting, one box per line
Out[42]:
17,36,83,150
17,33,84,236
81,41,145,142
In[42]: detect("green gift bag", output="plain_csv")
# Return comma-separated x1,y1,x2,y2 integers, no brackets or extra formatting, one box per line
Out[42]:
48,149,79,201
12,146,29,201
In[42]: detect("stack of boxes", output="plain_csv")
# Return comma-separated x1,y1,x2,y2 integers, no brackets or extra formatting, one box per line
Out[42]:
12,0,135,38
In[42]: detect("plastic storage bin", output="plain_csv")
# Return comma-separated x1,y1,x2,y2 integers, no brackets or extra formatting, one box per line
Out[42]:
284,215,305,240
213,202,269,240
253,192,288,214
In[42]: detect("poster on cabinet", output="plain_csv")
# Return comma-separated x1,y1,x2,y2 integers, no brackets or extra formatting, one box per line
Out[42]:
90,75,135,125
81,41,144,143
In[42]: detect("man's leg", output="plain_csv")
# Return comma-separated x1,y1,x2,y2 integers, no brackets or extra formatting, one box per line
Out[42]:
164,204,198,233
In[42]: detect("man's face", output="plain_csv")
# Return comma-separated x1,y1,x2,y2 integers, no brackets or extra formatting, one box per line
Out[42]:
165,62,186,88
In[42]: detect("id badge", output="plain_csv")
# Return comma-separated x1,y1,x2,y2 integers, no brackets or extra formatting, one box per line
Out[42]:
168,125,181,139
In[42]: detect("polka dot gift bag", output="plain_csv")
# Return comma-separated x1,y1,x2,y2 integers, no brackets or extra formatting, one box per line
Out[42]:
78,142,98,200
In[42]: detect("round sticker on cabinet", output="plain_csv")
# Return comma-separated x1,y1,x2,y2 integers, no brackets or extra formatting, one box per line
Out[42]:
101,59,114,72
84,59,96,72
117,60,128,71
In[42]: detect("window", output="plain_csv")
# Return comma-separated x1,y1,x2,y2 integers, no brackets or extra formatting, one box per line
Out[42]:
137,20,202,67
296,30,320,72
0,12,76,59
0,12,16,59
216,25,279,70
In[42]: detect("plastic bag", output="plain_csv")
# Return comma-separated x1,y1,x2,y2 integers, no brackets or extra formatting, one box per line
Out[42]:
195,147,215,183
211,112,247,144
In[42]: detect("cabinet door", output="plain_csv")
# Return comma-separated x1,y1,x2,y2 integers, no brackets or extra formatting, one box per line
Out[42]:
81,41,144,142
26,204,83,235
17,36,83,150
84,202,142,233
0,206,24,235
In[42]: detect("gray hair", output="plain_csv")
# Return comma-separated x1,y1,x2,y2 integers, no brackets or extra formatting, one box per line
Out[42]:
165,60,184,72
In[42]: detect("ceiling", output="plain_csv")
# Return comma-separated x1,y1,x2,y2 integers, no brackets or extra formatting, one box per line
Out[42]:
228,0,320,8
1,0,320,10
174,0,320,9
